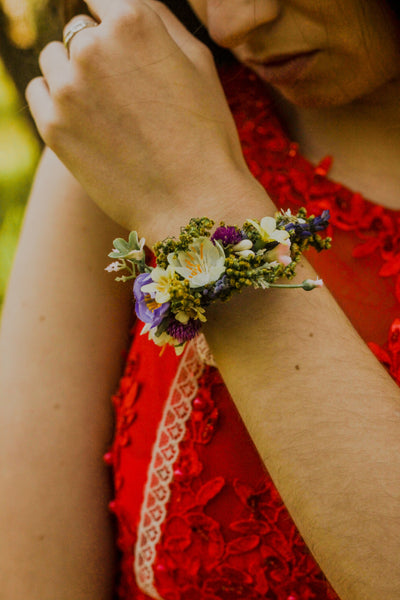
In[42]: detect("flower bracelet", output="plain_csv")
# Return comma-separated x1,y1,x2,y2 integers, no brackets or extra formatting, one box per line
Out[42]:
106,208,331,354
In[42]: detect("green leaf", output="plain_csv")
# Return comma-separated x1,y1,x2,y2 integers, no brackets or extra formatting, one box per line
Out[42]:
108,250,122,258
155,317,171,336
113,238,129,253
128,231,140,248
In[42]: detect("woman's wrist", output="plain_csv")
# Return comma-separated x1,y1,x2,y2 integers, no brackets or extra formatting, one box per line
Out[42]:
107,198,330,354
141,170,275,247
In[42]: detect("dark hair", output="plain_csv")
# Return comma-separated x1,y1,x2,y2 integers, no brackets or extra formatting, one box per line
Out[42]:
386,0,400,19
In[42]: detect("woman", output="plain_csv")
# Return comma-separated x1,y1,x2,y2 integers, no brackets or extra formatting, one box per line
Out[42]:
0,1,399,598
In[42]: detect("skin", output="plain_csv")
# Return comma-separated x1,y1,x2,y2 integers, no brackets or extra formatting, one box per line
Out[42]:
188,0,400,209
26,3,267,240
0,149,132,598
1,0,400,598
189,0,400,108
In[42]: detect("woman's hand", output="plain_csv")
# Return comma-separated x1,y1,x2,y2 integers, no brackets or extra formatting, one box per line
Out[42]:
26,0,267,243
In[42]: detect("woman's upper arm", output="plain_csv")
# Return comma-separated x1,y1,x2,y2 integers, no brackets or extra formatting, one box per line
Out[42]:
0,147,131,599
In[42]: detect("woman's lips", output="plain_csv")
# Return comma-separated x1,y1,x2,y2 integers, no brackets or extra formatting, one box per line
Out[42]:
246,51,318,86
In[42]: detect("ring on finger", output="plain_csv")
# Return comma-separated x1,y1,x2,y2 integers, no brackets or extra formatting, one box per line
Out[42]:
63,15,98,52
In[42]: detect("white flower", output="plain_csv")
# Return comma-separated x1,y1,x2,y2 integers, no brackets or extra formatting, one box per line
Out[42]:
265,243,292,266
148,327,174,347
140,323,185,355
167,237,226,288
281,208,293,217
247,216,290,246
141,265,176,303
280,208,305,223
105,261,123,272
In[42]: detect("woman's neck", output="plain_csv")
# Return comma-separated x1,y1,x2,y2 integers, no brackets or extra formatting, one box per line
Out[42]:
280,79,400,210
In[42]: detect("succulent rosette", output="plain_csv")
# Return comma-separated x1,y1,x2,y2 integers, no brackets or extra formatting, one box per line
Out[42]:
107,211,331,354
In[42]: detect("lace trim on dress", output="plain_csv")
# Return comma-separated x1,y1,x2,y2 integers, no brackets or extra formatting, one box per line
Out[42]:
134,339,205,599
193,333,217,368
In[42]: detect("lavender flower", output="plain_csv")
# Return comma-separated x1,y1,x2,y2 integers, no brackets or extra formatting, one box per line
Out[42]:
211,226,243,246
202,274,230,302
312,210,331,230
284,210,330,239
133,273,170,326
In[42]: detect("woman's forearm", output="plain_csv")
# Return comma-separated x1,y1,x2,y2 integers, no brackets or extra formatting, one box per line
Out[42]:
206,251,400,600
0,148,132,599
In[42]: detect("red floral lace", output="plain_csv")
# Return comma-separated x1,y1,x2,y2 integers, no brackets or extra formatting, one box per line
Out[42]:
151,369,338,600
108,65,400,600
110,348,339,600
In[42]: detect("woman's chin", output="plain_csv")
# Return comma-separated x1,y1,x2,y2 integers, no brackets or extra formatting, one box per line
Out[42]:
273,82,358,110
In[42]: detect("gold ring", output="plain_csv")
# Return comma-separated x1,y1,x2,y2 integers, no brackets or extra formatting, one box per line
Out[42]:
63,16,97,51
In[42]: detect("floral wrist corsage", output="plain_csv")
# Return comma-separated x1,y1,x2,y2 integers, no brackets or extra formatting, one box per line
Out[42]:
106,208,331,354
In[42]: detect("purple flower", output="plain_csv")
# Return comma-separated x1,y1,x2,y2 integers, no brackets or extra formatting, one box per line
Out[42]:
211,226,243,246
312,209,331,231
202,275,229,301
284,210,330,239
167,318,202,343
133,272,170,326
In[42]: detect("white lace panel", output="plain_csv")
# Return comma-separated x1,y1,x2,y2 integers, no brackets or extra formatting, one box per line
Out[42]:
194,333,217,367
134,339,205,599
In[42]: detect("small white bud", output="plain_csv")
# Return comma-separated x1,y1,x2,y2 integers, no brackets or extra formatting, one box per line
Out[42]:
236,249,255,258
232,239,253,252
302,278,323,291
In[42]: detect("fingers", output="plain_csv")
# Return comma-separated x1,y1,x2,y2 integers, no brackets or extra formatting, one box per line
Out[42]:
39,42,70,93
82,0,111,20
26,0,213,146
25,77,54,138
81,0,210,67
63,14,99,54
27,42,71,144
82,0,202,51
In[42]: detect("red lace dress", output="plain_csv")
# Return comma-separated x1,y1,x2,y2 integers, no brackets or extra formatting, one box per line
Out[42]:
106,67,400,600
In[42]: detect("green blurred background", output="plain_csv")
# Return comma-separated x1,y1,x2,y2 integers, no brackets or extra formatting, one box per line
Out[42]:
0,59,40,307
0,0,62,308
